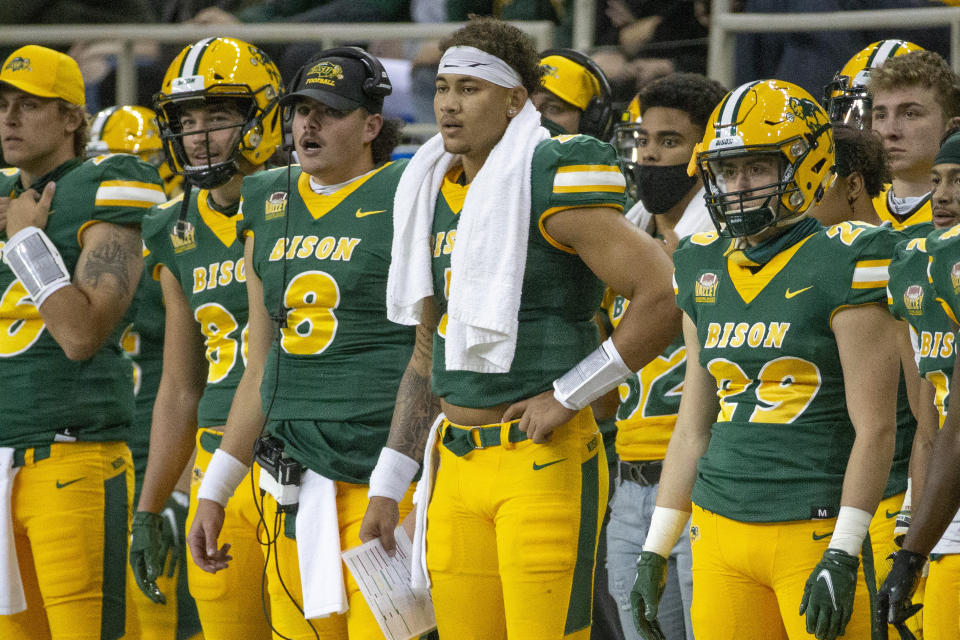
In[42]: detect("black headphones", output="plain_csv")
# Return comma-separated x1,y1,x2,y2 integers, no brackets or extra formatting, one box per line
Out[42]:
286,46,392,105
540,48,615,141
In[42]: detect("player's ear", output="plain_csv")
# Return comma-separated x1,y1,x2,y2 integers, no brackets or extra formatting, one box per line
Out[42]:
845,171,865,202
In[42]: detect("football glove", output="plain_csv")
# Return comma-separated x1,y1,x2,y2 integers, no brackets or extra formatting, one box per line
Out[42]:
799,548,859,640
876,549,925,640
129,510,173,604
630,551,667,640
893,510,910,548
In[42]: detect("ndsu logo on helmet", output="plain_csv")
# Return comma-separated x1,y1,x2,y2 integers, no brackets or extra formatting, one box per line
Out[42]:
306,62,343,88
4,57,30,72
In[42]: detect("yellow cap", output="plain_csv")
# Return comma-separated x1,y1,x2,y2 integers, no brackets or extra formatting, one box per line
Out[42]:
0,45,85,106
539,54,601,111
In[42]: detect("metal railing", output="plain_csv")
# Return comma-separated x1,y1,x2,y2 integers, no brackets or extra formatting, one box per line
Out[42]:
0,20,555,112
707,0,960,88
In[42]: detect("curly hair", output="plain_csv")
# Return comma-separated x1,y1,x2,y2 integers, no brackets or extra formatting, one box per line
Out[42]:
372,117,403,166
832,125,890,198
638,73,728,131
868,50,960,120
438,16,543,96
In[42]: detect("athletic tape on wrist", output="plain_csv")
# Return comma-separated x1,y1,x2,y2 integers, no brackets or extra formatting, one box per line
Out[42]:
196,449,248,507
828,506,873,557
3,226,71,307
642,506,691,558
368,447,419,503
553,336,632,410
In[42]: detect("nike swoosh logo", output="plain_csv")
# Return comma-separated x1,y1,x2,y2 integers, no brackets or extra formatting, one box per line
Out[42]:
785,286,813,299
355,209,386,218
56,477,86,489
812,531,832,541
886,509,901,519
532,458,567,471
816,569,838,611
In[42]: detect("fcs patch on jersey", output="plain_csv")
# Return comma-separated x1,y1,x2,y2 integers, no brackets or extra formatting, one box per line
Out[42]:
170,222,197,254
951,262,960,295
695,271,720,304
904,284,924,316
265,191,287,220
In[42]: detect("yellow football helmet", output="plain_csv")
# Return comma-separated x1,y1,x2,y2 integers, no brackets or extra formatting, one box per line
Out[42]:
154,37,283,189
612,94,643,199
86,105,182,197
692,80,835,238
823,39,924,129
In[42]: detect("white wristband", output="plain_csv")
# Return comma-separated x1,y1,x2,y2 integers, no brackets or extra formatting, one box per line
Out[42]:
828,506,873,556
642,506,691,557
553,337,632,410
196,449,248,507
368,447,419,503
900,478,912,513
3,226,71,307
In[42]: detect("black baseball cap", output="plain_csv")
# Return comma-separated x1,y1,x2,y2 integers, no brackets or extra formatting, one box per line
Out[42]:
280,53,387,114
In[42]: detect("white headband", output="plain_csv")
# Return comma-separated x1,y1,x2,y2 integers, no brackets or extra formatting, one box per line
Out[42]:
437,46,523,88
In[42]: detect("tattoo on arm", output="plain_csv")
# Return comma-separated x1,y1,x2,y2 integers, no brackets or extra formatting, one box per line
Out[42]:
386,324,439,463
78,226,138,294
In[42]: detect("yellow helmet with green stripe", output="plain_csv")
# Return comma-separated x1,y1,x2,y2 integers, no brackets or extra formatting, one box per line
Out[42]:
692,79,835,238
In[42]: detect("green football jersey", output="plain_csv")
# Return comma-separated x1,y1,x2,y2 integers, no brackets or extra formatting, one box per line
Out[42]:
239,162,415,483
924,225,960,419
430,135,626,407
603,289,685,462
674,220,900,522
0,155,165,448
121,268,166,499
143,188,248,428
888,230,954,423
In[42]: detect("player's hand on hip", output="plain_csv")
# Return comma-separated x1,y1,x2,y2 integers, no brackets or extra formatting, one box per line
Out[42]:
876,549,925,637
6,182,55,237
501,389,576,444
799,549,860,640
129,511,171,604
187,498,232,573
631,550,668,640
360,496,401,555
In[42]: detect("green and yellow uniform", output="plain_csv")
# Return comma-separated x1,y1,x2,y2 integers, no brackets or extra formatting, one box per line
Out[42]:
427,135,621,639
673,219,899,639
0,156,164,640
238,161,415,639
918,224,960,640
121,267,202,640
143,188,271,640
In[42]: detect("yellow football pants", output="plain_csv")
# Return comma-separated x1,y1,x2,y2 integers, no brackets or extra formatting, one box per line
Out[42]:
426,409,608,640
186,429,271,640
689,504,876,639
0,441,134,640
925,554,960,639
260,478,415,639
871,492,924,637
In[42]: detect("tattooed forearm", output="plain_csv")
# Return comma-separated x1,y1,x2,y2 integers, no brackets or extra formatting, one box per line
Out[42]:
78,226,139,293
386,323,438,462
386,368,439,463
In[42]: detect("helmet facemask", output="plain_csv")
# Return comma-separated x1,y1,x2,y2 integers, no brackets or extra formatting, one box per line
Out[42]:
156,95,260,190
613,121,642,200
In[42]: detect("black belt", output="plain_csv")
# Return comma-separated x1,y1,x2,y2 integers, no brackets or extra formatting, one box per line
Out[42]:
619,459,663,486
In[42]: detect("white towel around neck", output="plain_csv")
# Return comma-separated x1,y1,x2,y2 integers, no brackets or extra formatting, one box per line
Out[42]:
387,100,549,373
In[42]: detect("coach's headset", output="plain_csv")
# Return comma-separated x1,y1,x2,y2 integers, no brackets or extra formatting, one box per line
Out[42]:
540,48,615,141
280,45,392,150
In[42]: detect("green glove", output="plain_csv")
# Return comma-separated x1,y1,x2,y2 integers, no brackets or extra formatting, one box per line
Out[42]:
630,551,667,640
799,548,859,640
876,549,925,638
129,511,172,604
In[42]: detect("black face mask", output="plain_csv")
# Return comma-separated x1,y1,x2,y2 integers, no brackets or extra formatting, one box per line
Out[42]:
634,163,699,214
